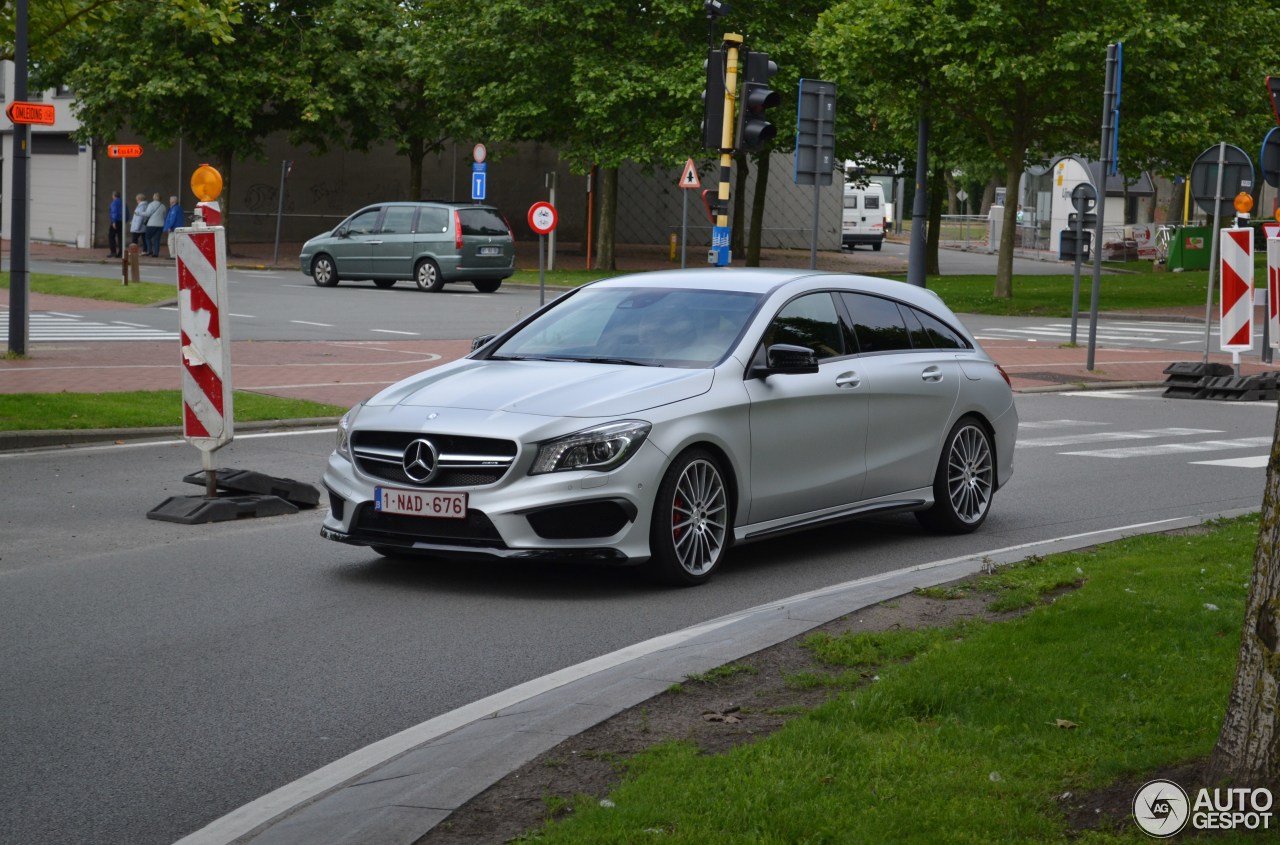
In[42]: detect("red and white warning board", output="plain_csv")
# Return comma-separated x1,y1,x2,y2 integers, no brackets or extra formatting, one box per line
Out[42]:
1269,237,1280,350
1219,227,1254,352
175,226,234,452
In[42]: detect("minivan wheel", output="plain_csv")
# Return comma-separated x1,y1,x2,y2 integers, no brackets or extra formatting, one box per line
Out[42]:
415,258,445,292
873,241,883,252
916,417,995,534
646,448,731,587
472,279,502,293
312,255,339,287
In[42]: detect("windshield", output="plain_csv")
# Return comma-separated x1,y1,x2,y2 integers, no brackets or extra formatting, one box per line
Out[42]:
490,287,762,368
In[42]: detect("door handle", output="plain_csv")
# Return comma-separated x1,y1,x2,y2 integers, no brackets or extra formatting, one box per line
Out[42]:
366,239,383,245
921,365,943,383
835,372,861,388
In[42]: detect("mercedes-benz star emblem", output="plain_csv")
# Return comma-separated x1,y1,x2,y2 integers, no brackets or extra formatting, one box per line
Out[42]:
402,438,439,484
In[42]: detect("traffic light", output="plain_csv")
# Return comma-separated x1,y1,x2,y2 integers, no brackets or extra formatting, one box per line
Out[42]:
702,48,726,150
739,50,779,152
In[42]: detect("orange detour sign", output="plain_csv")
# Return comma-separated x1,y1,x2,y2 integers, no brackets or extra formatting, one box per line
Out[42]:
5,101,55,125
108,144,144,158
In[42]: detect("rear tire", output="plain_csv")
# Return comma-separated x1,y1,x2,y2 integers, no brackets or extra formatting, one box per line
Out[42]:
472,279,502,293
415,258,445,292
373,279,396,289
645,448,731,586
915,417,995,534
312,255,339,287
872,241,883,252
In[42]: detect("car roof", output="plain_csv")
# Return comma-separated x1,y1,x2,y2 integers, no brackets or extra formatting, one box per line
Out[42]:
586,268,952,311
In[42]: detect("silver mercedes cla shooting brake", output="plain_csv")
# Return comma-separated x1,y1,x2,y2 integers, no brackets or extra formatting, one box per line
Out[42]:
321,269,1018,586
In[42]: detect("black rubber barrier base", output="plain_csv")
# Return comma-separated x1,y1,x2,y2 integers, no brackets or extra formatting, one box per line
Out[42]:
147,494,299,524
1162,362,1280,401
181,468,320,507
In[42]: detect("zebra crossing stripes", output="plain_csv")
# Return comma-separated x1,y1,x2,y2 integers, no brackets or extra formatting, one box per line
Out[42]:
1021,418,1270,465
976,320,1251,348
1,309,178,342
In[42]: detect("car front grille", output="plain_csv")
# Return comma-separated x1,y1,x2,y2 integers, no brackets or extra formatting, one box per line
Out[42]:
352,431,517,488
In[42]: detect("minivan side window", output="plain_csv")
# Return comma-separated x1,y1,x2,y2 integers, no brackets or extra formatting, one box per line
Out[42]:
840,292,911,353
864,194,880,210
379,206,416,234
843,195,859,210
345,209,380,235
417,207,449,234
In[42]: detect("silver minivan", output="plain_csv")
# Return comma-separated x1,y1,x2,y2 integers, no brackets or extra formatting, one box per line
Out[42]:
300,202,516,292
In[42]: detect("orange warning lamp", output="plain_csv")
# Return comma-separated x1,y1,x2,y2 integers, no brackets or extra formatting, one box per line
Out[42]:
191,164,223,202
1233,192,1254,215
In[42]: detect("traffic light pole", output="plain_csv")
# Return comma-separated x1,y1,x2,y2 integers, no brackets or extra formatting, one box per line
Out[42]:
710,33,742,267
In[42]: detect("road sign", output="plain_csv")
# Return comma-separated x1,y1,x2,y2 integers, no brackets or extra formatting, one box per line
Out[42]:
1070,183,1098,213
1190,144,1254,216
473,143,487,163
5,101,55,125
527,201,557,235
471,170,487,201
1220,227,1254,352
794,79,837,187
679,159,701,189
1262,128,1280,188
108,144,143,158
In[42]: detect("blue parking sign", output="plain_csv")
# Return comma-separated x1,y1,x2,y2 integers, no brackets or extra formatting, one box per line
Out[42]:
472,171,487,201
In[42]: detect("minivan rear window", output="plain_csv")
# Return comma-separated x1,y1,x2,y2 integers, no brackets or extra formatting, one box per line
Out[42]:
456,208,509,237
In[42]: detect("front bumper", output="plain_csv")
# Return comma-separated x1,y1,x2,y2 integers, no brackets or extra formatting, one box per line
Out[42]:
320,441,666,563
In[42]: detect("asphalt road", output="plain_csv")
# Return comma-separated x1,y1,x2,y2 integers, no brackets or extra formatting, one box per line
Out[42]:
1,389,1274,845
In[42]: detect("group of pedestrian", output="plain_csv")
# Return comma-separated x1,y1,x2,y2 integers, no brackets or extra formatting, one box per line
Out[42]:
108,191,184,259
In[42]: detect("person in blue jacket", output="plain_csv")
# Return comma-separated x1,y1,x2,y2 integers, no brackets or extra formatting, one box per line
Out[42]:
163,196,185,259
107,191,124,258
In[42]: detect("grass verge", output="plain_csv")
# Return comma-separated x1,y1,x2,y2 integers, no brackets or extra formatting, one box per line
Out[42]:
1,271,176,306
0,391,346,431
516,517,1257,844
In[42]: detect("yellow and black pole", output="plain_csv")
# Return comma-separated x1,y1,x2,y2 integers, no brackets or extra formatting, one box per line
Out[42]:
710,33,742,267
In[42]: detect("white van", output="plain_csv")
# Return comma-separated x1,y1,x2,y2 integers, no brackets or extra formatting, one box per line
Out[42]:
842,182,886,251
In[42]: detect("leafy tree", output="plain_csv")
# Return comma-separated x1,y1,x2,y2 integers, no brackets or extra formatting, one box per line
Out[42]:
33,0,315,224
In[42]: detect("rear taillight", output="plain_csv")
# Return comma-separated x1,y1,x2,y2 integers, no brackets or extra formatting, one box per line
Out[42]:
453,211,463,250
996,363,1012,387
503,214,515,241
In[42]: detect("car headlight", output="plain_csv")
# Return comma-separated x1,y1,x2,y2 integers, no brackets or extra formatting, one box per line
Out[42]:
335,403,362,459
530,421,651,475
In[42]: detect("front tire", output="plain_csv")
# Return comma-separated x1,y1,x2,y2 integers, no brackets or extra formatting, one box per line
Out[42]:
415,258,445,292
646,449,731,586
916,417,995,533
472,279,502,293
312,255,339,287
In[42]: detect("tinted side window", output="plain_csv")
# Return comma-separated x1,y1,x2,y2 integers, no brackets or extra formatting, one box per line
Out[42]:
764,293,847,360
417,207,449,234
912,307,968,349
379,206,416,234
345,209,380,235
457,208,509,237
864,194,880,210
843,194,859,210
900,305,932,348
841,292,912,353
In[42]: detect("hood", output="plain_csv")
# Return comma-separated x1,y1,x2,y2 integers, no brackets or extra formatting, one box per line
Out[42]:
367,359,715,417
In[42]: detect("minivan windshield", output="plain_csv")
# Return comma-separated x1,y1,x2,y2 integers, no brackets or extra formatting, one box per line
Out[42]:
489,287,762,368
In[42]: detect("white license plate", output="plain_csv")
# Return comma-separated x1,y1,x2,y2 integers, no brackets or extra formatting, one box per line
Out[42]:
478,246,501,256
374,487,468,519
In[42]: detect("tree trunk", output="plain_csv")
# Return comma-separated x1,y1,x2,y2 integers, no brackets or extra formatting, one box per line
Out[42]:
945,170,958,215
980,176,998,217
994,156,1023,298
926,166,944,276
408,136,424,200
1208,405,1280,785
593,165,617,271
747,152,770,267
732,152,749,258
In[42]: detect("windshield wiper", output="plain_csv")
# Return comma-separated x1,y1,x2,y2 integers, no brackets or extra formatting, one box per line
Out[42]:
575,356,663,367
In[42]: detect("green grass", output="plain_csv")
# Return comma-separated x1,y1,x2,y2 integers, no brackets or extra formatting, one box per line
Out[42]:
1,271,176,305
0,391,346,431
518,516,1260,844
903,270,1212,317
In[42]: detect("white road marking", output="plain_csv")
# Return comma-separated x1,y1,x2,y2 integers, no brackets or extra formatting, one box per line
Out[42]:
371,329,419,336
1192,455,1271,468
1017,427,1220,448
291,320,334,327
1063,436,1273,458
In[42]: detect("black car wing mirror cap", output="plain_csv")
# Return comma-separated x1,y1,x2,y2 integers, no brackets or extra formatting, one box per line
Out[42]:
471,334,497,352
753,343,819,377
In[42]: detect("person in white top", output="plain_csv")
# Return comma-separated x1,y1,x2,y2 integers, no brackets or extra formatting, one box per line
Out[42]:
129,193,148,250
144,192,166,257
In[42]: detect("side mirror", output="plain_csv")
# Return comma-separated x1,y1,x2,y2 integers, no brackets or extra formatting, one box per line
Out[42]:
335,227,349,239
470,334,497,352
753,343,819,377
